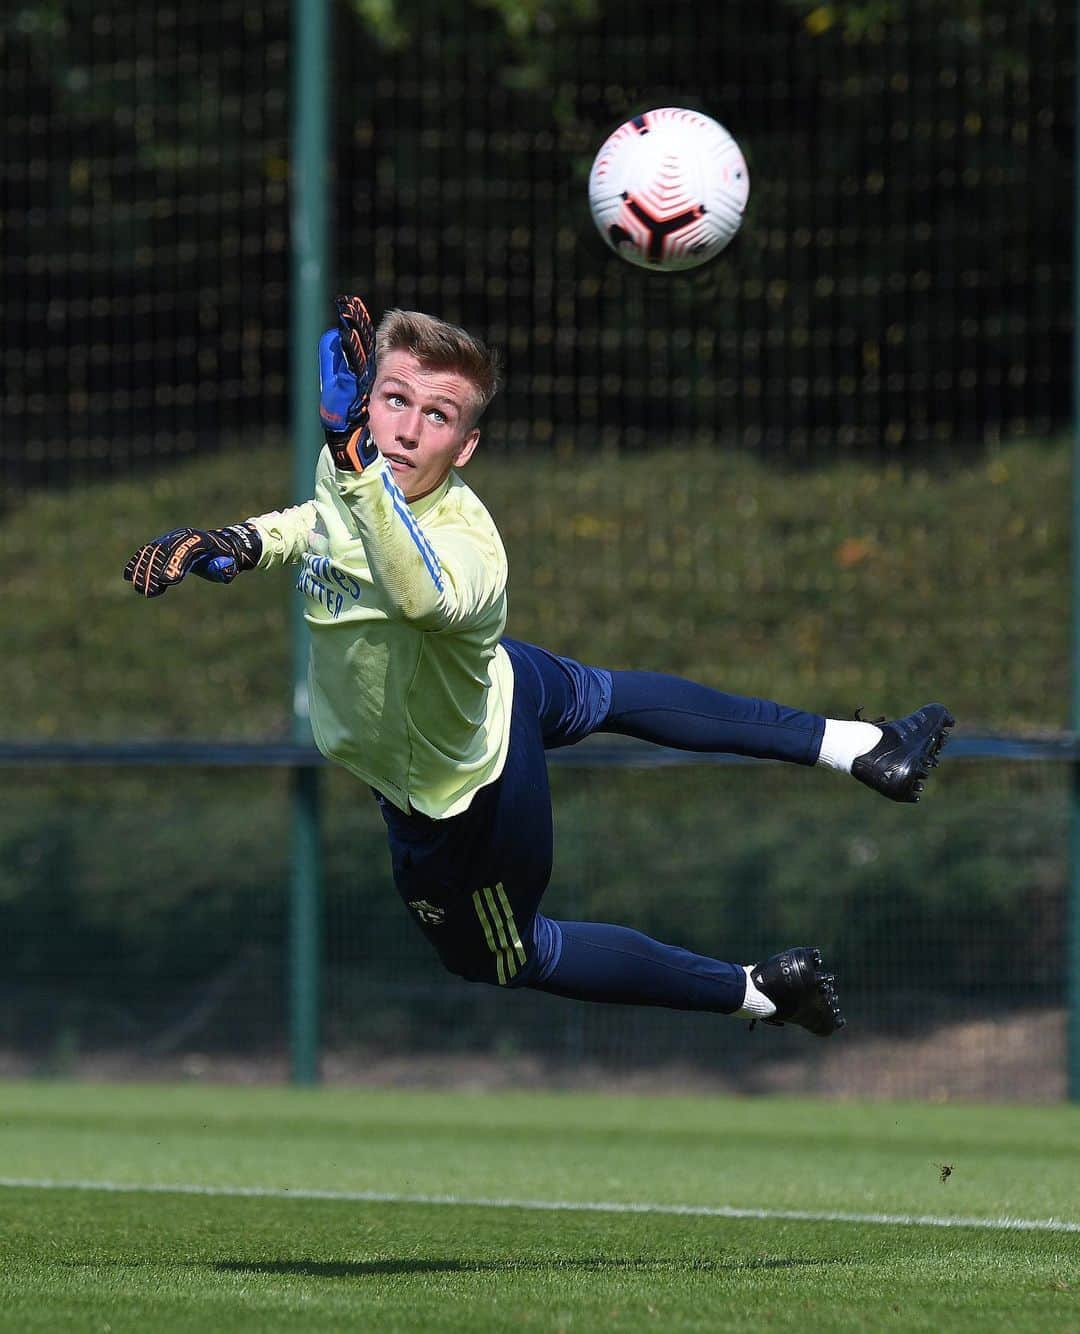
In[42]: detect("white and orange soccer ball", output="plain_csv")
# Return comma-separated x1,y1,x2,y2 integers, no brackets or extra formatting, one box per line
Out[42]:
588,107,749,271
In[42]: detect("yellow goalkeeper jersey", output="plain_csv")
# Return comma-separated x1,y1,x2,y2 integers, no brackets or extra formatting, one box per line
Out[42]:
251,448,513,818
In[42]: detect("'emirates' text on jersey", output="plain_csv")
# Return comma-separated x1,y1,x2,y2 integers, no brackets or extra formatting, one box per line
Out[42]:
251,448,513,818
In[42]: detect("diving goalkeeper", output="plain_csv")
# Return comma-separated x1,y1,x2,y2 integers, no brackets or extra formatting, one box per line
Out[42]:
124,296,954,1037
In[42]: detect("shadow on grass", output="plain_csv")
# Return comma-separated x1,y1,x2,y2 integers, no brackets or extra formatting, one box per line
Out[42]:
215,1256,851,1279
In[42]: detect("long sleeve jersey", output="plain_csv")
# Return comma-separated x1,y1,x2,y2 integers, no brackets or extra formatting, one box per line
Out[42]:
251,447,514,818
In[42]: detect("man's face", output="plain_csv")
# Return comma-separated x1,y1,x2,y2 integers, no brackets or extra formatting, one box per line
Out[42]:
368,349,481,501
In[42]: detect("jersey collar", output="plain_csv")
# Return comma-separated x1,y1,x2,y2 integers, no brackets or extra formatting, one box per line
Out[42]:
408,472,454,517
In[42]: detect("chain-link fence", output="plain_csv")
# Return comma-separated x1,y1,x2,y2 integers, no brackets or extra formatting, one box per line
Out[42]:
2,0,1073,489
0,756,1067,1098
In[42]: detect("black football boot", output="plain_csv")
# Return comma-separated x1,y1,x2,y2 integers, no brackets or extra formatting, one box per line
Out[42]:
851,704,954,803
749,946,844,1037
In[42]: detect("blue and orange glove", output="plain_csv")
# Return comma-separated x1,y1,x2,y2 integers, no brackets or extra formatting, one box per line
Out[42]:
123,523,262,598
319,294,379,472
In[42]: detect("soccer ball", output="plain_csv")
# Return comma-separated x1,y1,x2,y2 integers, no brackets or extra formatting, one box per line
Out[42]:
588,108,749,271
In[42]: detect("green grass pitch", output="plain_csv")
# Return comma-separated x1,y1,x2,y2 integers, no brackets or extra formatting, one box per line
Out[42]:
0,1081,1076,1331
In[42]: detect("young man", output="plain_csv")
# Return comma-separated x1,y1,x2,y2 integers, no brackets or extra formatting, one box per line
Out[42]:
124,296,953,1038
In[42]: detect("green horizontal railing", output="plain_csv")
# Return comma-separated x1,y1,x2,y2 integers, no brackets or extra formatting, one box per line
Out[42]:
0,734,1074,769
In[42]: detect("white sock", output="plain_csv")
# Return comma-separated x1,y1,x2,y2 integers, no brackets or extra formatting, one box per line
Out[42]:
737,965,777,1019
816,718,883,773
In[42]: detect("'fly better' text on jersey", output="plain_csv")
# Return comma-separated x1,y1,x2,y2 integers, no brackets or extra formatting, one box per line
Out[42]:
295,552,364,619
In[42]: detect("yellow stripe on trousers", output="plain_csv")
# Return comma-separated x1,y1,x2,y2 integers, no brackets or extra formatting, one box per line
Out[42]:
493,884,527,966
472,883,526,985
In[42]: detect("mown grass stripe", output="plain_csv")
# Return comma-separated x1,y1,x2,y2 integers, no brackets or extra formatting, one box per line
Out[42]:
0,1177,1076,1234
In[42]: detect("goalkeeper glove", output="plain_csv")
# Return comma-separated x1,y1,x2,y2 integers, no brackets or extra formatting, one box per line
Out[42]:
319,293,380,471
123,523,262,599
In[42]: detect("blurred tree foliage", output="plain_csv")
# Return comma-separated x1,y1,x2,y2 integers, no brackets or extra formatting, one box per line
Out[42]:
784,0,1043,49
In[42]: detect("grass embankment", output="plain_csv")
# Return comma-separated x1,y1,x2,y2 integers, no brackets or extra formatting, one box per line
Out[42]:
4,436,1068,740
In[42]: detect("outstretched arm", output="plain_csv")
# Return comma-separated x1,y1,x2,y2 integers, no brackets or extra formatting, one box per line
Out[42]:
248,499,318,569
123,522,262,599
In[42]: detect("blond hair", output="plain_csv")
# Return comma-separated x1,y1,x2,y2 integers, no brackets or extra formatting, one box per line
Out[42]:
376,309,502,423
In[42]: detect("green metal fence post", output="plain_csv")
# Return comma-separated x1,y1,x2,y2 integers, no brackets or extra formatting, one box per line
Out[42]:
1070,0,1080,1104
1070,782,1080,1102
288,0,330,1086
